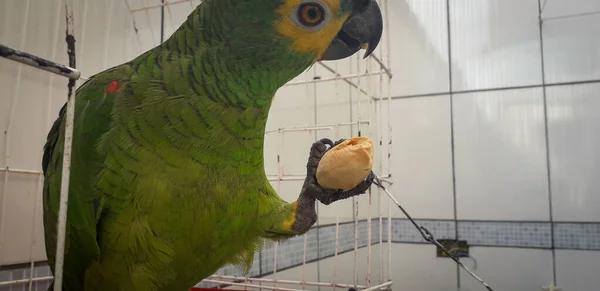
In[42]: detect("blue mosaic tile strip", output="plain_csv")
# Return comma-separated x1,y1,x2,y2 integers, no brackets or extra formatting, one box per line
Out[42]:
554,223,600,250
4,219,600,288
260,220,381,274
391,219,456,243
457,221,552,248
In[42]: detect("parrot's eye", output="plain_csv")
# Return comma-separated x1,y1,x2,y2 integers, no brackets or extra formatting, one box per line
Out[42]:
298,3,325,26
291,1,331,30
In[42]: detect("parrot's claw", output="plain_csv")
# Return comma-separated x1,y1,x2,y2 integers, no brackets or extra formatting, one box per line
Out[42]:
333,138,346,147
301,138,374,206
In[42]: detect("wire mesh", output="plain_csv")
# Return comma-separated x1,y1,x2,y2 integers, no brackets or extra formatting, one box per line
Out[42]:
0,0,394,290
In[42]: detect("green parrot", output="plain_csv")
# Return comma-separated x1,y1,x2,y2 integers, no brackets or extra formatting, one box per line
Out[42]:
41,0,383,290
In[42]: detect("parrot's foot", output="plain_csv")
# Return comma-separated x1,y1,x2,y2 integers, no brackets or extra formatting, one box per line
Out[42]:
301,138,375,206
269,138,375,236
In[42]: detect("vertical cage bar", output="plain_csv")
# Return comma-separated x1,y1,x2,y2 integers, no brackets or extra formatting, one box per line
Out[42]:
381,0,393,281
373,7,386,282
76,0,89,87
332,216,339,291
356,55,362,136
365,52,373,288
163,0,178,37
353,197,358,287
378,215,383,283
103,0,116,69
273,242,278,275
312,66,322,291
53,0,78,289
139,0,159,46
351,54,360,290
334,60,340,137
123,0,145,56
366,190,372,287
302,233,307,289
28,175,44,291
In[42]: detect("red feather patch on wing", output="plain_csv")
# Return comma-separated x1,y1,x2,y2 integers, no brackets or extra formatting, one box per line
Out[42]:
105,80,122,93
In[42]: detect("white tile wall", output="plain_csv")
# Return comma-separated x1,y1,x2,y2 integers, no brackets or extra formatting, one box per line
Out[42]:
547,83,600,222
449,0,543,91
388,95,454,219
387,244,457,291
541,0,600,20
458,248,554,291
542,13,600,84
0,172,46,265
386,0,450,96
453,88,550,221
555,250,600,291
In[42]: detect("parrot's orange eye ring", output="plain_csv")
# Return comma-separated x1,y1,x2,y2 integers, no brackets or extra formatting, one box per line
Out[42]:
297,3,326,27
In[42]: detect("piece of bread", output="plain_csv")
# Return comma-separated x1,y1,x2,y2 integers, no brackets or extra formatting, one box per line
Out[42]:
316,137,374,191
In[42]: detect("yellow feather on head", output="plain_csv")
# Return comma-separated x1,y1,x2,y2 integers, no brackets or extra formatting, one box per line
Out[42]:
274,0,351,59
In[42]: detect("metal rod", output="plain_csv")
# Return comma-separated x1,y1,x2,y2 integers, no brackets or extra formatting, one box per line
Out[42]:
374,179,493,291
0,168,42,175
382,0,393,282
273,241,278,275
318,61,374,99
104,0,116,69
382,79,600,101
202,279,304,291
356,52,362,136
140,0,159,45
378,215,383,284
352,195,358,287
366,189,372,287
369,54,393,79
280,126,333,133
77,0,90,82
0,273,374,290
361,281,393,291
264,121,370,134
27,174,43,291
0,44,81,80
302,233,307,289
0,276,54,287
163,0,179,39
130,0,192,12
286,71,387,86
365,50,374,288
123,0,145,54
333,216,339,291
541,10,600,22
53,0,78,289
208,275,367,290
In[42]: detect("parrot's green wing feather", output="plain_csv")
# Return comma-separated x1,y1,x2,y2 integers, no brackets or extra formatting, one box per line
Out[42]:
42,64,132,290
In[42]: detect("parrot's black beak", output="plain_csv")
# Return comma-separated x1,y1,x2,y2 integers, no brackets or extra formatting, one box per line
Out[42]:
320,0,383,61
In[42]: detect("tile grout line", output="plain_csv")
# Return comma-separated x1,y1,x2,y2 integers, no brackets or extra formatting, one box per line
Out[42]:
375,78,600,101
537,0,558,285
443,0,461,288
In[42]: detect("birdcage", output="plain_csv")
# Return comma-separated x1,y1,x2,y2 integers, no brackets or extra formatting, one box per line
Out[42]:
0,0,395,290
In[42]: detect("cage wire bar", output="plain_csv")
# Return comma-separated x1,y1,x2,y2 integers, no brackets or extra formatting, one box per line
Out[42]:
0,0,394,290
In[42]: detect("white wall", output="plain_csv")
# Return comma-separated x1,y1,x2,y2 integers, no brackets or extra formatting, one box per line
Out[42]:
379,0,600,290
0,0,141,266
